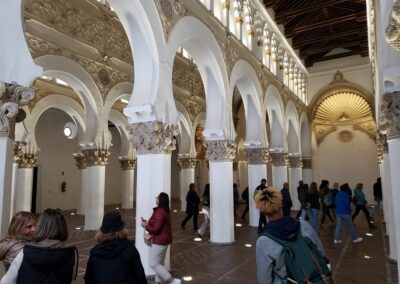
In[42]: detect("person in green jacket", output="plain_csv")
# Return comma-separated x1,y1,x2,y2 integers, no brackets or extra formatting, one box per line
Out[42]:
351,183,376,228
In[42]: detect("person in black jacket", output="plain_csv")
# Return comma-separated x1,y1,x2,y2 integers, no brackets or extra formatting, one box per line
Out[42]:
241,187,249,220
281,182,293,216
254,179,268,233
85,211,147,284
181,183,200,230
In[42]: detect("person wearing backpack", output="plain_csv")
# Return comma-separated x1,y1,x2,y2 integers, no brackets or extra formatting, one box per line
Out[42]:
255,187,332,284
319,180,334,229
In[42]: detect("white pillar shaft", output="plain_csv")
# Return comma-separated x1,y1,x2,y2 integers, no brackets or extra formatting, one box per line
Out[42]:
84,166,105,231
15,168,33,212
0,138,13,235
209,161,234,244
78,168,88,215
289,167,302,210
122,170,135,209
384,152,397,260
302,169,313,185
135,154,171,275
10,162,18,217
387,140,400,269
179,168,195,212
272,166,288,189
248,164,267,227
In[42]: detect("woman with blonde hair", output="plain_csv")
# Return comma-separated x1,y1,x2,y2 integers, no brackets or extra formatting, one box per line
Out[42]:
0,211,36,271
0,208,77,284
85,211,147,284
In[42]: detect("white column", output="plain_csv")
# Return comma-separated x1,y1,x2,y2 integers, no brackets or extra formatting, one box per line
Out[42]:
288,155,303,210
10,162,18,216
128,121,177,276
206,140,236,244
73,153,87,215
245,148,269,227
383,152,397,260
302,157,313,185
0,138,13,235
177,158,196,212
119,158,136,209
15,153,36,212
82,149,110,230
270,152,288,189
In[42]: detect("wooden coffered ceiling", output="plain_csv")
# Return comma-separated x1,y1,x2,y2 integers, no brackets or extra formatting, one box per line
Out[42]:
263,0,369,67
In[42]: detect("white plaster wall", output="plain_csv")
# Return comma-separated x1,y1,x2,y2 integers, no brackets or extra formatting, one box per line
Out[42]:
312,125,379,202
36,109,123,211
307,57,373,105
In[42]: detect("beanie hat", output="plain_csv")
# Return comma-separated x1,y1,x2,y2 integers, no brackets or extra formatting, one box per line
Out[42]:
100,211,124,233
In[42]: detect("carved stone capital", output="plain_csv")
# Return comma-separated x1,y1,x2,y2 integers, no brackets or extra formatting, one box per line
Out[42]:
269,152,288,167
386,0,400,51
0,82,35,139
82,149,110,167
73,153,87,170
118,157,136,171
288,155,303,168
18,153,37,169
205,140,236,162
244,148,270,165
381,92,400,140
13,141,26,163
127,121,179,154
302,158,312,169
177,158,196,169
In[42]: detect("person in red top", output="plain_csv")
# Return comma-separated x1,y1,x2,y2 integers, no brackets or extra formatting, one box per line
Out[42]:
141,192,181,284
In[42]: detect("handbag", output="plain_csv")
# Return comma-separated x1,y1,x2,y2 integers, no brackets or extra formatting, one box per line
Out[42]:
144,232,153,246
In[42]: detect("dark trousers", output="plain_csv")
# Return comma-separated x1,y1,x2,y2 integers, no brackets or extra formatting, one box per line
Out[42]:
241,203,249,219
321,206,334,224
282,207,291,217
258,212,267,233
352,205,372,225
181,213,198,230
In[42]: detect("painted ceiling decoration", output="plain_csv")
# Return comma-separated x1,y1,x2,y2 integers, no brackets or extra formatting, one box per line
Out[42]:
313,91,376,145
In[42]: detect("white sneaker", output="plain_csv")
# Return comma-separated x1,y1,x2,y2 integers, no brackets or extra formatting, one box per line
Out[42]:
353,237,363,243
334,239,342,244
170,278,181,284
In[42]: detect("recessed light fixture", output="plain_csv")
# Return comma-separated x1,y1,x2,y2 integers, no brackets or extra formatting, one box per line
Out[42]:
235,223,242,227
70,212,75,216
245,244,252,248
194,238,202,242
364,255,371,259
115,207,120,210
183,276,193,281
75,227,81,230
173,209,178,213
366,233,373,237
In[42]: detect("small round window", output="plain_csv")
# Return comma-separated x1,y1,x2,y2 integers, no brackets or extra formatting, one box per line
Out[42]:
64,122,77,140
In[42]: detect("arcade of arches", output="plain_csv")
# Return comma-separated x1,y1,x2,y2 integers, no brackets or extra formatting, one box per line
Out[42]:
1,0,400,282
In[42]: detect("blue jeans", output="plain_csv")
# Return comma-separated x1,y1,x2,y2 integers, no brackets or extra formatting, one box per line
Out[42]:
335,214,358,241
309,209,319,234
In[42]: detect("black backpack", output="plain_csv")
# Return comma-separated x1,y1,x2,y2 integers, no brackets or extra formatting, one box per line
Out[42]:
264,231,333,284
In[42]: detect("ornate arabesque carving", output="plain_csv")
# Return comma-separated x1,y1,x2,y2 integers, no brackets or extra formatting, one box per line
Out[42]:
288,155,303,168
81,149,110,166
177,157,197,169
26,34,131,98
18,153,37,169
24,0,133,64
381,91,400,139
155,0,191,39
269,152,288,167
244,148,270,165
0,82,36,139
385,0,400,51
73,153,87,170
118,157,136,171
314,124,337,145
14,141,27,163
127,121,179,154
205,140,236,162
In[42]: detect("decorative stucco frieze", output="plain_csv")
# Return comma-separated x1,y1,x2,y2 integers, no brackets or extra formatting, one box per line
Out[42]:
205,140,236,162
25,34,131,99
118,157,136,171
385,0,400,51
127,121,179,154
269,152,288,167
177,157,197,169
302,158,312,169
288,155,303,168
73,152,87,170
18,153,37,169
14,141,27,163
81,149,110,167
244,148,270,165
0,82,36,139
381,92,400,140
155,0,191,39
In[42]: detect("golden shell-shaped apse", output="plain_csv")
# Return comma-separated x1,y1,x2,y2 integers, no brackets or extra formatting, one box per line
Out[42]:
315,92,372,123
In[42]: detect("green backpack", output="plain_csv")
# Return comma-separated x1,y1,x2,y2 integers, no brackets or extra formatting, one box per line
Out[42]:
264,230,333,284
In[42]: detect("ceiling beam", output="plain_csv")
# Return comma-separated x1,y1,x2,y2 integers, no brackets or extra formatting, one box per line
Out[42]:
286,12,366,37
275,0,348,24
300,41,367,57
293,28,367,49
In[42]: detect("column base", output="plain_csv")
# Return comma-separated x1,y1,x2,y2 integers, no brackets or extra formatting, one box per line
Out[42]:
209,240,236,246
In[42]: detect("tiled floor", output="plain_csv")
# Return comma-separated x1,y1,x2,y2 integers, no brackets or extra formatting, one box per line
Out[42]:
64,202,396,284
